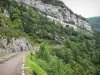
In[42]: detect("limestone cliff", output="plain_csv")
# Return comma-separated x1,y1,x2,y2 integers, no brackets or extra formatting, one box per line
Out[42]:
16,0,92,32
0,36,33,54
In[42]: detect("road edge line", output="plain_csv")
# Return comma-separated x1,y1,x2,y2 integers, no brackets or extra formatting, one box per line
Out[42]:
22,56,25,75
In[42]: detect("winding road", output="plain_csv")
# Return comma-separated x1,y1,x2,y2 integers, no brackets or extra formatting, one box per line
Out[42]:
0,52,26,75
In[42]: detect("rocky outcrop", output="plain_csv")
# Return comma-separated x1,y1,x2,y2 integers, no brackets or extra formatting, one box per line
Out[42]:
0,36,33,54
16,0,92,32
3,10,10,18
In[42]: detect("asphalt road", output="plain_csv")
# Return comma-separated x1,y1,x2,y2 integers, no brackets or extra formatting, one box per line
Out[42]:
0,52,26,75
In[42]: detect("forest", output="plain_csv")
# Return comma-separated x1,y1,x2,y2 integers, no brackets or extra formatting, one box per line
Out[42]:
0,0,100,75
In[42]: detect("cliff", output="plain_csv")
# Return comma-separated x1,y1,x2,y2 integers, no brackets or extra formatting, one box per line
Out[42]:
0,36,33,54
0,0,93,54
16,0,92,32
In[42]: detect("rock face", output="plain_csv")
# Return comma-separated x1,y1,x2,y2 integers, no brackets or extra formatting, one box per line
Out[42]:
0,36,33,54
16,0,92,32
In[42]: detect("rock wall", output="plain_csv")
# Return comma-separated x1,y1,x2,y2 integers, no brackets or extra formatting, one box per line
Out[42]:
0,36,33,54
16,0,92,32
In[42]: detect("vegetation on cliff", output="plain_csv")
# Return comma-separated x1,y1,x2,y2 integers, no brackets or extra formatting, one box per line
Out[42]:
0,0,100,75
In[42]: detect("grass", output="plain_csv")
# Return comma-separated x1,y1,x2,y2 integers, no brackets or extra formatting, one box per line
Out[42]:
24,53,48,75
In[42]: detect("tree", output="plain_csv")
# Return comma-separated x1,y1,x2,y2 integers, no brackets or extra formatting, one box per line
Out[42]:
73,63,85,75
36,43,52,62
22,12,32,33
0,0,10,9
64,37,71,48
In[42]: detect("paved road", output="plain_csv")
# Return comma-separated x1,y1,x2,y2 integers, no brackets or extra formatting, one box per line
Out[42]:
0,52,26,75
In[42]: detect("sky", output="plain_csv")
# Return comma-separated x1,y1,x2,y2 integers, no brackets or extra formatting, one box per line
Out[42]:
61,0,100,18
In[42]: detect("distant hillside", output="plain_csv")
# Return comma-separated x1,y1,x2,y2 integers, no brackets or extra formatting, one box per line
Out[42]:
87,16,100,30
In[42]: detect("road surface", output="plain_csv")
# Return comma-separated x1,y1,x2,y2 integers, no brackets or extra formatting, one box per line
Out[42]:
0,52,26,75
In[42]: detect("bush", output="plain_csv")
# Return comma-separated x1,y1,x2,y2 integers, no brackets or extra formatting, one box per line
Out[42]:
36,43,52,62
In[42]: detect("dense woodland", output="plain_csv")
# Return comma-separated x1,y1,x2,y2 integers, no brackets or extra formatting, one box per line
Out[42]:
0,0,100,75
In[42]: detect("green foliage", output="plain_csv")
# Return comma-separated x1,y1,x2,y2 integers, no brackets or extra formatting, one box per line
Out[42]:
0,0,10,9
51,47,73,63
0,1,100,75
36,43,52,62
25,54,48,75
28,29,100,75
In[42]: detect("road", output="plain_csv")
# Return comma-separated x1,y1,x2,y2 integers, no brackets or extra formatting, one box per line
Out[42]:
0,52,26,75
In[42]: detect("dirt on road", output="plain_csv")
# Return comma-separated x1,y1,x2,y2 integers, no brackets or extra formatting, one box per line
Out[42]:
0,52,26,75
